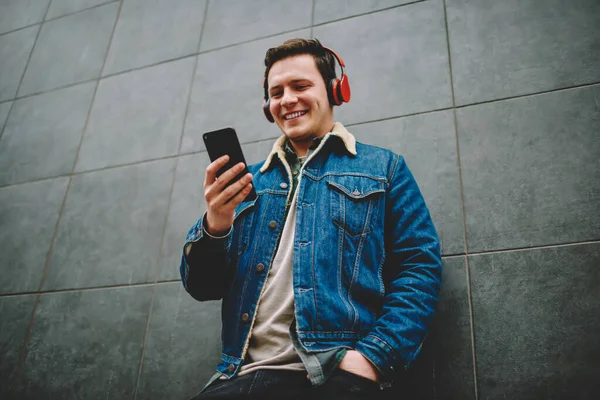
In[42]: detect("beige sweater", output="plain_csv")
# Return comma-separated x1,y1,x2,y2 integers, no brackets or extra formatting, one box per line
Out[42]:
238,189,304,375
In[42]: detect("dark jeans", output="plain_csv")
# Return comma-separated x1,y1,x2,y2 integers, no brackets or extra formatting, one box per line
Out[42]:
190,369,383,400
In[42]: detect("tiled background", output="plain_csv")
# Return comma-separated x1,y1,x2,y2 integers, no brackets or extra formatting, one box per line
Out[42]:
0,0,598,398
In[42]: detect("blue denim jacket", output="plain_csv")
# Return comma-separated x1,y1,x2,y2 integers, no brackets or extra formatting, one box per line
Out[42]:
180,122,442,383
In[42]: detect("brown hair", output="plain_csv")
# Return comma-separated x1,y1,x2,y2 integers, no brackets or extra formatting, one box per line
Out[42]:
263,38,337,99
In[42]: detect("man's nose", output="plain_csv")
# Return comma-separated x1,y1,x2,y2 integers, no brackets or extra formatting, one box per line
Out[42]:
280,91,298,108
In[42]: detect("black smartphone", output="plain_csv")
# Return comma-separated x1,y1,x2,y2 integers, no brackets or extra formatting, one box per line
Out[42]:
203,127,257,202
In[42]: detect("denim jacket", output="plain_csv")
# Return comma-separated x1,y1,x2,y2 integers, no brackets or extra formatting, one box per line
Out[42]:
180,122,442,383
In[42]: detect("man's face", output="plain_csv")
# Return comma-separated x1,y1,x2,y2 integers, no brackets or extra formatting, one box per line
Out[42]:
267,54,334,146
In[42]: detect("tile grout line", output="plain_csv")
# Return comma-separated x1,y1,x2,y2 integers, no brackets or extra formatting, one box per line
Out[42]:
0,279,181,299
442,1,478,398
3,78,600,113
132,0,212,396
68,0,124,177
133,1,213,396
0,0,424,41
0,134,285,190
1,239,599,298
0,1,48,144
43,0,119,24
310,0,316,38
0,0,119,39
13,0,124,391
132,285,157,400
11,1,57,391
311,0,426,28
176,0,209,155
454,81,600,109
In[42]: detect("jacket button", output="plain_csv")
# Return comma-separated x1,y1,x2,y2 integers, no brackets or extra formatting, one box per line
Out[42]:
269,220,277,229
256,263,265,273
241,313,250,322
280,182,288,189
228,364,235,373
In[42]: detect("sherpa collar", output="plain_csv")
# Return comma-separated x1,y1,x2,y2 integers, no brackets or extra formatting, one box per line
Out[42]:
259,122,357,173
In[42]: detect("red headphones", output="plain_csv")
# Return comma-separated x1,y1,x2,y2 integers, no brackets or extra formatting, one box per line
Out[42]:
262,46,351,123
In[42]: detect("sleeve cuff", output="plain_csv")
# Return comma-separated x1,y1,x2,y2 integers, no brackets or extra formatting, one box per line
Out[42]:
355,335,401,380
203,223,233,240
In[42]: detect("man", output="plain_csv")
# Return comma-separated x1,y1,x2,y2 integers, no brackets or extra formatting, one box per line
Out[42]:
181,38,442,399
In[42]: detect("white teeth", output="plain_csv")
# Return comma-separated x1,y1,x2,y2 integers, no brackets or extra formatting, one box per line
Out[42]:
284,111,307,120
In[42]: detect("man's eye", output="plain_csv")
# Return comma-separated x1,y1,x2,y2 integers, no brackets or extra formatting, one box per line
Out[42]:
297,85,308,90
271,92,282,98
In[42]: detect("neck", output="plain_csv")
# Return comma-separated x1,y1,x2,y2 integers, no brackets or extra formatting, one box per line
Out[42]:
288,122,334,156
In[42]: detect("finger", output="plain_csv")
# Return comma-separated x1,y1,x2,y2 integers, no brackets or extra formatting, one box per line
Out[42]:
212,162,246,190
205,155,230,186
212,172,252,208
207,170,250,209
224,183,253,209
219,172,252,202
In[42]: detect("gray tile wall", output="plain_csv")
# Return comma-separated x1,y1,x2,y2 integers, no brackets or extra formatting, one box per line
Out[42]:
0,0,598,398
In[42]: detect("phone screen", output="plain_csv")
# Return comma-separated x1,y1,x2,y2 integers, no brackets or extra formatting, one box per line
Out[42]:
203,127,257,201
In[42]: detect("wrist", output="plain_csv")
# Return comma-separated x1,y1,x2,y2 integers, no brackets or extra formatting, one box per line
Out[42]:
339,350,381,382
203,216,231,239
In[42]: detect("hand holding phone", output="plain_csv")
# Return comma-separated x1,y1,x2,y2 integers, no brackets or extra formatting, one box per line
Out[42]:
202,128,256,236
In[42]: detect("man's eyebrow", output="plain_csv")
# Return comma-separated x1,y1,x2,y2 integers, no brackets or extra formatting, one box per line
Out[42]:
269,78,312,92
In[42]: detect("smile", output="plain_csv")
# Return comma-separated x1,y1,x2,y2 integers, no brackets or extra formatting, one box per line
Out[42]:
283,110,308,120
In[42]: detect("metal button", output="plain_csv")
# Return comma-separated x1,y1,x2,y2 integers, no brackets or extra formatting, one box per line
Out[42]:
241,313,250,322
269,220,277,229
228,364,235,373
256,263,265,273
280,182,288,189
352,189,361,196
293,170,298,176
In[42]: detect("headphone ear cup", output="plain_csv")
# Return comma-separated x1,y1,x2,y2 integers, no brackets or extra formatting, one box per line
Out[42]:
263,98,274,123
339,74,351,103
330,78,342,106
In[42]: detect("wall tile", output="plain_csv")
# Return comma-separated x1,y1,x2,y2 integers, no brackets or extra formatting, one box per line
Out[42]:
46,0,116,20
350,111,464,255
313,0,452,125
0,82,95,185
18,3,118,96
447,0,600,105
0,26,37,102
103,0,205,75
136,283,222,399
385,256,475,399
0,178,68,294
76,58,194,172
458,85,600,252
44,160,175,291
0,101,11,130
314,0,416,25
0,0,50,34
17,286,152,399
242,139,276,166
0,294,36,398
469,243,600,399
181,30,309,153
157,153,210,282
200,0,312,51
431,256,475,399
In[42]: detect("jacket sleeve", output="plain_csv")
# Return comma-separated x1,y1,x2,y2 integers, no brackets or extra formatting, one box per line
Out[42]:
179,212,234,301
355,154,442,379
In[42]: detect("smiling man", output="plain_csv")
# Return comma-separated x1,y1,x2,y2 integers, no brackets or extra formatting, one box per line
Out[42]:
181,38,442,400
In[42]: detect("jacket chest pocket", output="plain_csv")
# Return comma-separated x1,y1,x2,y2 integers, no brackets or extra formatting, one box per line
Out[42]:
327,175,385,237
